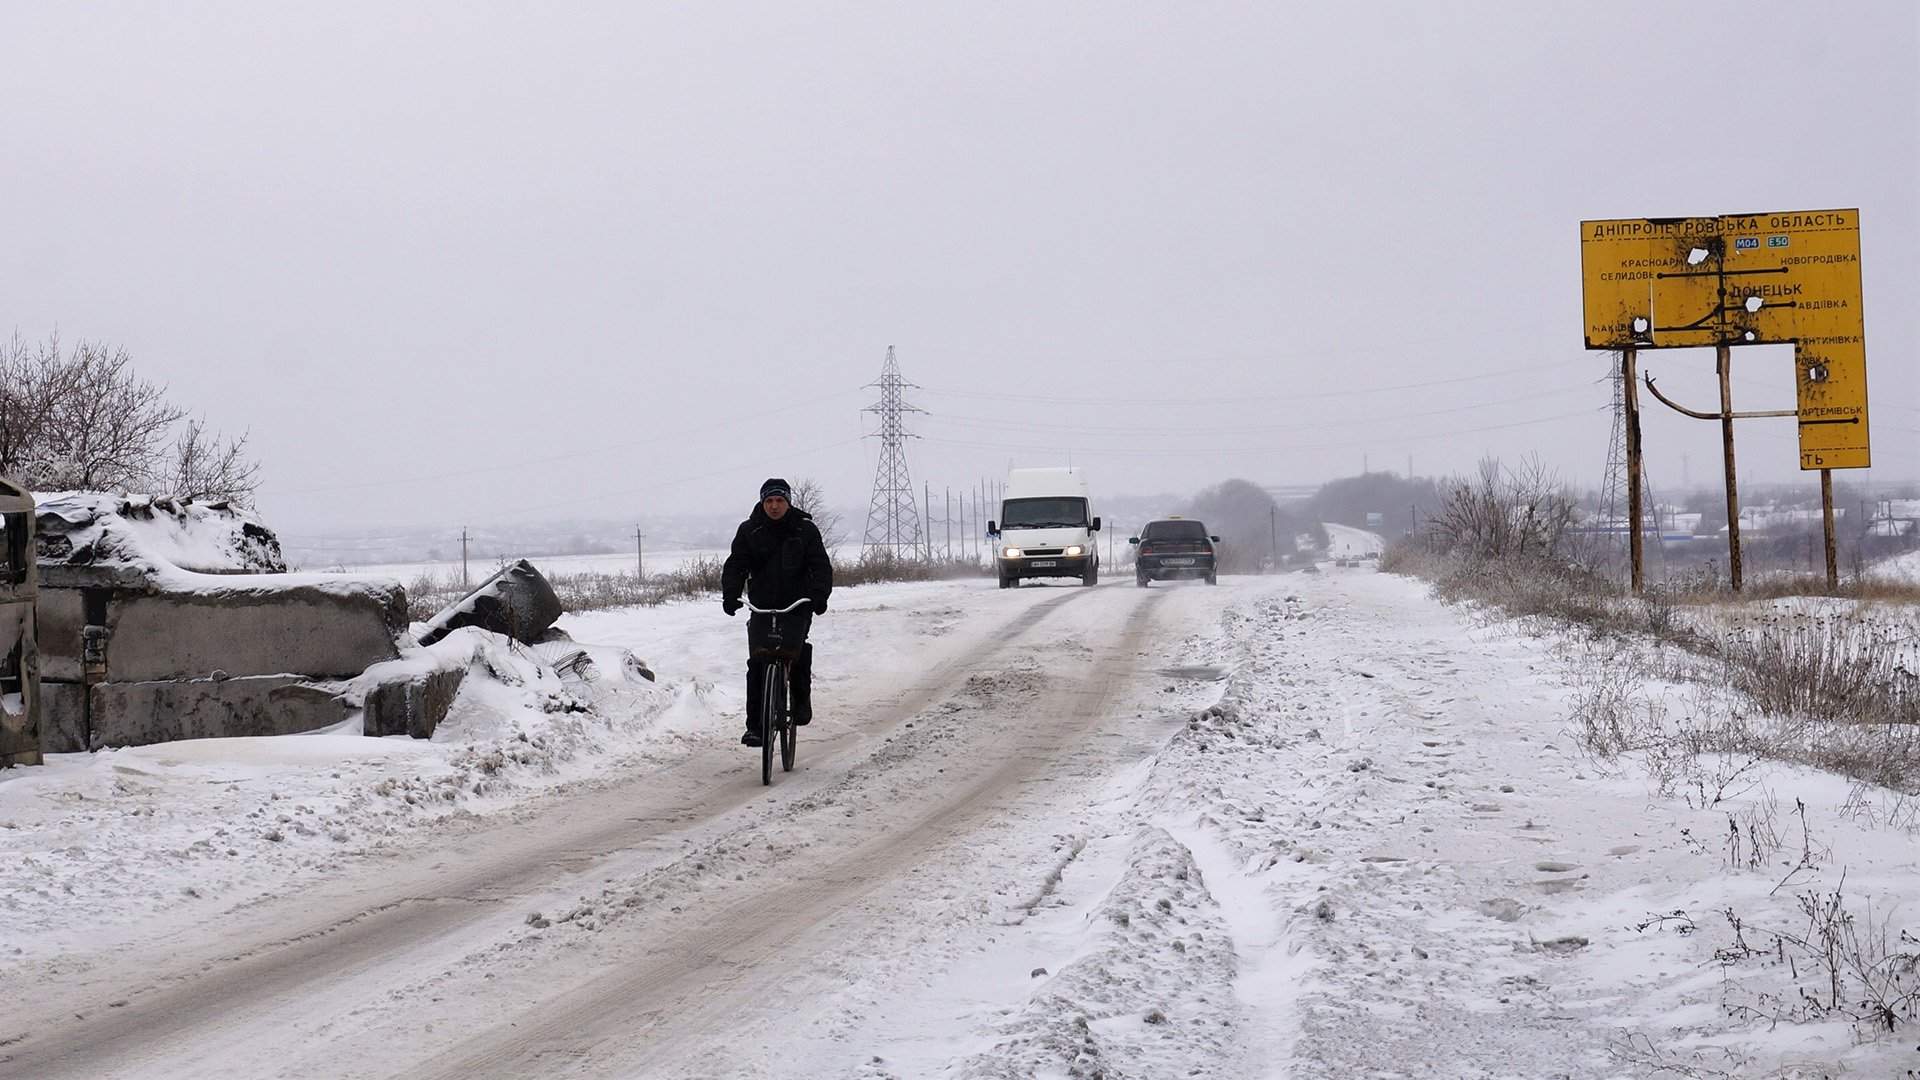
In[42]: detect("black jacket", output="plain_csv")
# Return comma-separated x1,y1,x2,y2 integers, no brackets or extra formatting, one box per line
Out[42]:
722,503,834,610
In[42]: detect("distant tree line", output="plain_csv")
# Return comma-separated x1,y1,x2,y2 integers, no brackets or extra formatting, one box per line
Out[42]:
1183,478,1326,572
1301,471,1446,536
0,333,260,503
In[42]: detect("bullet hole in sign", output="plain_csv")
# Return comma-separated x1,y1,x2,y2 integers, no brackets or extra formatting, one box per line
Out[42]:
1745,296,1764,312
1687,247,1710,266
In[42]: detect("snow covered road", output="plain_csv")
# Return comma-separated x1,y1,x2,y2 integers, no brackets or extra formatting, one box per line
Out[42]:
7,567,1916,1077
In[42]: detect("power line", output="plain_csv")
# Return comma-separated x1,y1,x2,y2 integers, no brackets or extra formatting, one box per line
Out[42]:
917,382,1595,439
919,407,1603,457
915,360,1564,407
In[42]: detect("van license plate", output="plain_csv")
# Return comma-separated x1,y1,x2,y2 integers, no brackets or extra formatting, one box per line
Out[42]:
1163,557,1195,566
1030,560,1058,568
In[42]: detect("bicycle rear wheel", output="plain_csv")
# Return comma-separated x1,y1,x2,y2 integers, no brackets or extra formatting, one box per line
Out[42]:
760,664,782,786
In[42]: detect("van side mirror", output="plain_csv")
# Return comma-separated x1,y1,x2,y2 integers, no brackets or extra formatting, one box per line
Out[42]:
985,520,997,536
1090,516,1101,532
1128,537,1140,545
1210,535,1221,543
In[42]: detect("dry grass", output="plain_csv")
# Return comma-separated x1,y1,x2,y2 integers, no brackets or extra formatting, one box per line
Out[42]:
1390,534,1920,791
403,551,987,622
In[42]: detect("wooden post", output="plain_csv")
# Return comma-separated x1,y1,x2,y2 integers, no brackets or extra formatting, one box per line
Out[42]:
1821,468,1838,591
1717,344,1743,591
1623,348,1644,594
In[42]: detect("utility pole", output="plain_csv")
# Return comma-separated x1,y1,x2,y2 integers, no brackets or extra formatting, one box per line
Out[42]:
945,488,953,561
923,482,933,562
460,527,471,588
1269,506,1278,568
635,525,645,578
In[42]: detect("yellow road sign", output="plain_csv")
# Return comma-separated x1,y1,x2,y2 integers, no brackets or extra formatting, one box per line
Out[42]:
1579,210,1868,470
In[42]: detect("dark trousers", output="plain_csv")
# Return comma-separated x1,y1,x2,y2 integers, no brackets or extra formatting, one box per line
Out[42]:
745,610,812,730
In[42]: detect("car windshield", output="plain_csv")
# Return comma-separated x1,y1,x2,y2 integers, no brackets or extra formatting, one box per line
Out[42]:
1001,497,1087,529
1144,520,1207,540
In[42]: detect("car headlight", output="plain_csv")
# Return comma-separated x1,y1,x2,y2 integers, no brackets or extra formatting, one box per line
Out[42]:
1002,546,1023,558
1064,545,1084,557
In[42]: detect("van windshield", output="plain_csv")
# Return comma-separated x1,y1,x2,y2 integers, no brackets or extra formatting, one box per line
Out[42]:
1001,497,1088,529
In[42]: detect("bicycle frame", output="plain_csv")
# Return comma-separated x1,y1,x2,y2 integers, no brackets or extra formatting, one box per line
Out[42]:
741,596,811,784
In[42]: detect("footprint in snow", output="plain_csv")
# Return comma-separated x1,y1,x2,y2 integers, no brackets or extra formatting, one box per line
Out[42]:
1477,897,1527,922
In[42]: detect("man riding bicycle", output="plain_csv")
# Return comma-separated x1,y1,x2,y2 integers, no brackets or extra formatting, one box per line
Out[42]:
721,478,834,747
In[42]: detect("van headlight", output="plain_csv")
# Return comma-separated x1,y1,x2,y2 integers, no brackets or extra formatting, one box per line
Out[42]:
1064,545,1084,557
1002,546,1023,558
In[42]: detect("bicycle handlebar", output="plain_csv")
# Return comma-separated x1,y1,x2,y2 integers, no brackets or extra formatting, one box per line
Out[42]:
739,597,814,615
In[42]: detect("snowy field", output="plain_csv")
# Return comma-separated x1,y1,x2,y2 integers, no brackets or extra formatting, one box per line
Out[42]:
1872,547,1920,583
4,565,1917,1077
310,546,733,581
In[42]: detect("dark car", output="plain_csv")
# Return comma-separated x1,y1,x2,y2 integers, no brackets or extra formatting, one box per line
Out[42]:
1129,518,1220,586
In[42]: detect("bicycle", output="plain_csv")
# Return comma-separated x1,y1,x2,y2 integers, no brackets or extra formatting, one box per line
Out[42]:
741,596,812,785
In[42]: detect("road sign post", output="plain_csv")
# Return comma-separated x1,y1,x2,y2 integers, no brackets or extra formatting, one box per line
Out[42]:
1821,468,1838,591
1622,348,1644,594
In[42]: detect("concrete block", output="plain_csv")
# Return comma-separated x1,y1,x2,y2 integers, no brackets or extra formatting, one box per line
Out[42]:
34,587,85,682
89,675,351,748
363,665,466,740
419,560,561,646
38,681,88,754
104,588,403,683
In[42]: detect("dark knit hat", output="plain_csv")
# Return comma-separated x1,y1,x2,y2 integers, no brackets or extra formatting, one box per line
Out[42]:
760,478,791,501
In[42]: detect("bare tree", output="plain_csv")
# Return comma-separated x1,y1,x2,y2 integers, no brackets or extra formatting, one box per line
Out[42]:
32,340,183,491
789,477,846,549
167,417,262,504
0,332,87,483
0,333,258,498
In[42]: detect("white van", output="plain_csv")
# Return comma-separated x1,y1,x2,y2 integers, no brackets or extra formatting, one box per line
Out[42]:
986,467,1101,588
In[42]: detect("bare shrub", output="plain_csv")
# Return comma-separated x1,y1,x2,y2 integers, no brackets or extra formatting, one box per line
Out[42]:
1718,876,1920,1035
1427,457,1577,562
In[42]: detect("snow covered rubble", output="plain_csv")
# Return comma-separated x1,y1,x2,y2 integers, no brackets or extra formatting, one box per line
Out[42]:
3,569,1917,1077
0,620,670,986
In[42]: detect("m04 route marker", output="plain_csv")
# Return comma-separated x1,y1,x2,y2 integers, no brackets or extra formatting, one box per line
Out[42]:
1580,209,1868,470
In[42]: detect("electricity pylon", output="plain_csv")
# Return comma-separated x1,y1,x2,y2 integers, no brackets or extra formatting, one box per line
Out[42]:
861,346,926,556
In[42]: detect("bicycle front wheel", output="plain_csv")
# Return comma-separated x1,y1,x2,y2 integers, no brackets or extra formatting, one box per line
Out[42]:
760,663,782,786
779,664,796,773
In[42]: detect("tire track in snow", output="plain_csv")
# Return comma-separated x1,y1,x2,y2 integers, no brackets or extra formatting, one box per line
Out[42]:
2,587,1103,1080
401,586,1167,1080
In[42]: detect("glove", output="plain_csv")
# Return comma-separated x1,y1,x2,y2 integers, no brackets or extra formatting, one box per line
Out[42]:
811,598,828,616
722,597,742,617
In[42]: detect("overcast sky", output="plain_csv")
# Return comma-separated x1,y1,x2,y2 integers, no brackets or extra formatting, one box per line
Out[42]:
4,2,1915,541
